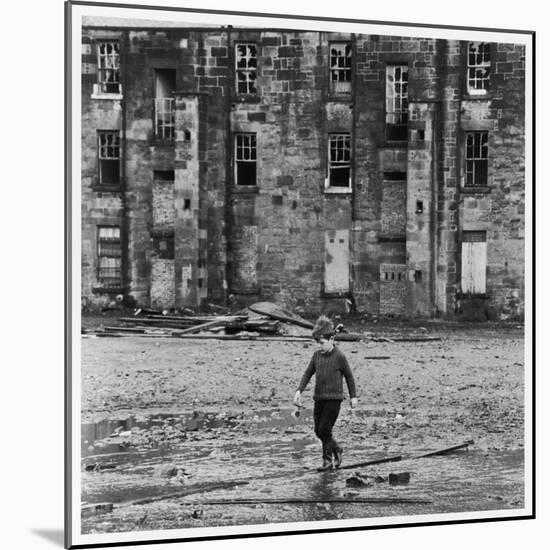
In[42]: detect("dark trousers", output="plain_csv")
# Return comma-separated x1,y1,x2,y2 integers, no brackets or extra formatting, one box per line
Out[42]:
313,399,342,462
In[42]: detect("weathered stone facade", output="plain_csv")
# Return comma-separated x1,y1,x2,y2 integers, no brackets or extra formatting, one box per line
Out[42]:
81,25,526,320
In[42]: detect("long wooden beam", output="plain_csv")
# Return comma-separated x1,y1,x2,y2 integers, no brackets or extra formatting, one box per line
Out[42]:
181,497,432,505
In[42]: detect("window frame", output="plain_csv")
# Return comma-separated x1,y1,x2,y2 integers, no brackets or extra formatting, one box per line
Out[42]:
97,130,121,187
153,69,176,141
95,41,122,97
235,42,258,96
97,226,122,290
464,131,489,187
467,42,491,96
329,41,352,96
234,133,257,187
327,133,352,190
385,64,409,142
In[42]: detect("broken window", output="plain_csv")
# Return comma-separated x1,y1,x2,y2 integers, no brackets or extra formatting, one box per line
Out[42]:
154,69,176,140
235,133,257,186
467,42,490,95
235,43,257,95
465,131,489,186
98,131,120,185
329,42,352,95
97,226,122,288
461,231,487,294
97,41,121,94
328,134,351,187
386,65,408,141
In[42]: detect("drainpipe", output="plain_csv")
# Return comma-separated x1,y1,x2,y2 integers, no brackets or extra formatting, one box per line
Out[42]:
454,41,466,313
121,31,130,301
430,102,439,318
351,34,357,223
350,34,358,309
431,39,445,318
224,25,234,303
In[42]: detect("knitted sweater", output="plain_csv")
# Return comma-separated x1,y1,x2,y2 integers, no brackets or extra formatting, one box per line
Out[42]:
297,346,357,401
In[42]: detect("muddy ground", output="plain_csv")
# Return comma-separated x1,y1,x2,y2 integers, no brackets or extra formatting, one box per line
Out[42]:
79,316,525,535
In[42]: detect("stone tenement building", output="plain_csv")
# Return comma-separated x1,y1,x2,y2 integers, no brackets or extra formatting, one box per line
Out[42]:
80,24,526,320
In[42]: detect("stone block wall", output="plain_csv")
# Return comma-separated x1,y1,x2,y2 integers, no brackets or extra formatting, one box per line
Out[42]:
80,27,526,319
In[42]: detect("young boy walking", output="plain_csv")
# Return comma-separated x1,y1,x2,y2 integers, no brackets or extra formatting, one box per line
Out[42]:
294,316,358,471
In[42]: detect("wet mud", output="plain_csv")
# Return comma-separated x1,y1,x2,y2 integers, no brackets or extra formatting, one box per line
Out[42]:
80,324,525,534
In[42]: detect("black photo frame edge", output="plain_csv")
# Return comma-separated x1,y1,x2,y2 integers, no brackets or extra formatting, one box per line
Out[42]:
64,2,536,548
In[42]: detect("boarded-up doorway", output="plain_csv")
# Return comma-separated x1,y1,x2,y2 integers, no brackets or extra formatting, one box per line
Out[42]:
380,263,407,315
325,230,349,293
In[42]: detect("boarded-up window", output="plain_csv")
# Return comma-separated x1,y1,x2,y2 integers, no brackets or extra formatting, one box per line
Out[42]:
97,226,121,288
324,230,349,293
461,231,487,294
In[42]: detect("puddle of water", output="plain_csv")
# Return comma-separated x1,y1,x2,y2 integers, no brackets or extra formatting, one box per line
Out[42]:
82,408,398,457
81,442,525,533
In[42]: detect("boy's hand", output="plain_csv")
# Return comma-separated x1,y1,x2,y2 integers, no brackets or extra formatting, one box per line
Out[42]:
350,397,358,409
293,390,302,406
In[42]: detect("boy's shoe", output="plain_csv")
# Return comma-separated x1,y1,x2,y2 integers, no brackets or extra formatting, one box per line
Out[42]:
317,459,333,471
333,446,343,468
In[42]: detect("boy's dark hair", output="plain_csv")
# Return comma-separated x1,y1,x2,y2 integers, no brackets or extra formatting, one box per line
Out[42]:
312,315,335,340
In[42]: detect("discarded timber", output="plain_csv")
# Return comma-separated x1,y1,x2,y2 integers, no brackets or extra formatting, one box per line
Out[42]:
123,481,249,506
91,332,317,341
337,454,403,470
175,316,249,335
334,333,364,342
119,317,195,326
81,502,114,518
415,440,474,458
249,302,314,329
392,336,441,342
182,497,431,505
104,326,146,333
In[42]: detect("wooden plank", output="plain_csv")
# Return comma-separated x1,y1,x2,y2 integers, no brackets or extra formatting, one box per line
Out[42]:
334,333,364,342
249,302,314,329
123,481,249,506
338,454,403,470
183,497,431,505
415,440,474,458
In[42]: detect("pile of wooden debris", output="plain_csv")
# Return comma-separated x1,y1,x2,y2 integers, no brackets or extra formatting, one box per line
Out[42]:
84,301,440,343
88,302,337,341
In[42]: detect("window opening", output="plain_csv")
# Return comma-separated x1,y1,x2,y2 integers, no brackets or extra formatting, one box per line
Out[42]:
467,42,490,95
465,131,488,186
153,170,175,182
97,226,122,288
329,42,352,95
328,133,351,187
383,171,407,181
98,131,120,185
235,43,257,95
97,42,121,94
154,69,176,140
235,133,257,186
386,65,408,141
